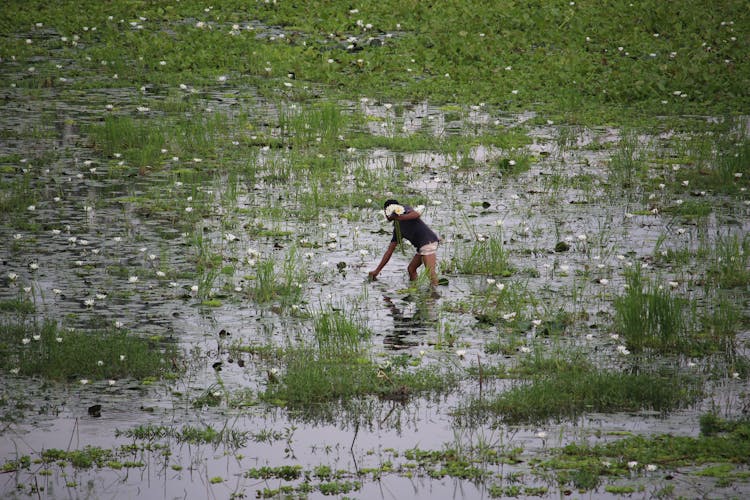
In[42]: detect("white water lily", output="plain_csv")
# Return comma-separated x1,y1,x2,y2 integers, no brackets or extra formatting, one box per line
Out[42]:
414,204,425,214
502,312,517,321
519,346,531,353
80,379,89,385
455,349,466,358
108,379,116,386
496,283,505,291
627,461,638,469
156,271,166,277
384,204,405,217
486,278,496,285
646,464,658,472
22,338,31,345
535,431,548,439
128,276,138,283
10,368,20,375
56,337,63,343
97,360,104,366
120,355,126,361
617,345,631,355
8,272,18,281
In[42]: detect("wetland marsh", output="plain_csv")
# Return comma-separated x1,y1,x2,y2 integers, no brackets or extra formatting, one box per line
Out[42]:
1,1,749,498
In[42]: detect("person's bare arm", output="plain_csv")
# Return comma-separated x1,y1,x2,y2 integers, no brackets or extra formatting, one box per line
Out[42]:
391,210,421,222
368,241,398,280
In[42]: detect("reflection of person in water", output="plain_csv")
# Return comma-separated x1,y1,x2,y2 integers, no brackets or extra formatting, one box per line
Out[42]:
382,294,437,350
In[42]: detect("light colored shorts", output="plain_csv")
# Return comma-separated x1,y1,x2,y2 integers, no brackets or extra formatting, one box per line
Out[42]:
418,241,439,256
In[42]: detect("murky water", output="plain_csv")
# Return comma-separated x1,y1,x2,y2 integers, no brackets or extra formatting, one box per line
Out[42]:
1,80,749,499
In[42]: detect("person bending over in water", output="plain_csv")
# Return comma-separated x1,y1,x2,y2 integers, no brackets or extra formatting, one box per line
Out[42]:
369,199,440,286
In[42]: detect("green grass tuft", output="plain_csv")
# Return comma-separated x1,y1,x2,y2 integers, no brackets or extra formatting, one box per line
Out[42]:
0,320,178,381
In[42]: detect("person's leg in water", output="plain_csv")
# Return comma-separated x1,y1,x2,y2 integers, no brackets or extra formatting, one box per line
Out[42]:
407,252,438,286
422,253,438,286
407,253,422,281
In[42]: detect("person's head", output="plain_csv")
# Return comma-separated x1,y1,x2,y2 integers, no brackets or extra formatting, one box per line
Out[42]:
383,199,400,220
383,199,400,210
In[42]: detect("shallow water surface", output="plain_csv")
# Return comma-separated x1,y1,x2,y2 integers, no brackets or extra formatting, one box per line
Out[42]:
1,83,749,499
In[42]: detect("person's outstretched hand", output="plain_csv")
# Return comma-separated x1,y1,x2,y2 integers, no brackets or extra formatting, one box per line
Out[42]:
368,271,378,281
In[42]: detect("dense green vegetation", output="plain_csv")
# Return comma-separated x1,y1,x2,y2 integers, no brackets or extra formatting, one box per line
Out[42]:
1,0,747,121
